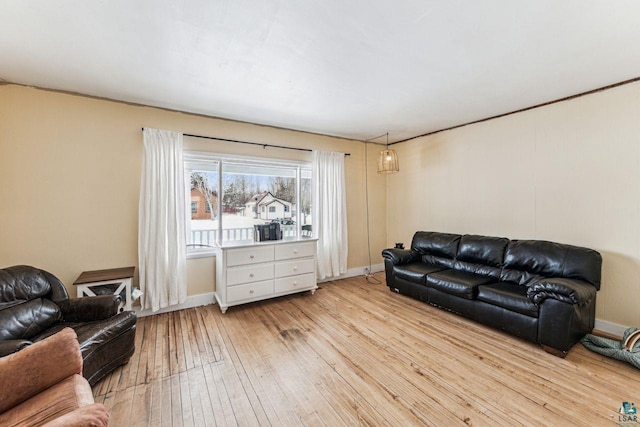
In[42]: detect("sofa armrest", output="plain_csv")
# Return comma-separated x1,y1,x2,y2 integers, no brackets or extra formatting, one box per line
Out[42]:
42,403,109,427
58,295,121,322
527,278,597,305
382,248,419,265
0,328,82,414
0,339,31,357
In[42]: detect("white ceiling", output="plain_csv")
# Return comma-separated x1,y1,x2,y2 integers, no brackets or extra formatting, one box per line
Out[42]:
2,1,640,143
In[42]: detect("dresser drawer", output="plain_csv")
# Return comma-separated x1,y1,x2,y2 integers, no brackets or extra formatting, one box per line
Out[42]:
275,258,315,278
274,241,315,260
227,280,274,303
227,264,274,286
274,273,316,294
227,245,274,267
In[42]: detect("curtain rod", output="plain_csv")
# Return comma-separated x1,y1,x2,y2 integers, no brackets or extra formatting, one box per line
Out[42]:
141,128,350,156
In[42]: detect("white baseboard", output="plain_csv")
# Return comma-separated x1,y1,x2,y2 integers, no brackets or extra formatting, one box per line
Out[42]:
594,319,630,338
321,268,633,339
136,275,628,341
135,292,216,317
318,263,384,283
136,264,383,316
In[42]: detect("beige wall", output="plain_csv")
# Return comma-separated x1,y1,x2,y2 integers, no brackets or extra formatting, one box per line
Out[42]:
0,84,387,297
387,81,640,327
3,80,636,326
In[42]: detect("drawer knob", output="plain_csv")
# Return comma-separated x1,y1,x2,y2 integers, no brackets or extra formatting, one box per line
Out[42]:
293,281,298,286
249,255,255,259
249,273,254,278
249,289,254,294
293,250,298,254
293,267,298,271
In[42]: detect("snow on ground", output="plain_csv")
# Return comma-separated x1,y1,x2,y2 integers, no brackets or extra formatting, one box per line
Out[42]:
189,214,310,243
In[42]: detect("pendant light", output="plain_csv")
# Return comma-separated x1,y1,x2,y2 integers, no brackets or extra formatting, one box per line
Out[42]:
377,132,399,174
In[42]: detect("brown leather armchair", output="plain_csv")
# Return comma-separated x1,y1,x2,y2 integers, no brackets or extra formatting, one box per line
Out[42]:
0,327,109,426
0,265,137,385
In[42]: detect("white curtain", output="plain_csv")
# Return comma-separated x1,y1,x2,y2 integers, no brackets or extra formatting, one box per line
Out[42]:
138,128,187,312
312,150,348,279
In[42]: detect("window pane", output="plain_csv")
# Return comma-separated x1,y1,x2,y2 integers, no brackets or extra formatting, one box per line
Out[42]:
221,163,297,241
188,167,218,247
185,153,311,248
301,169,312,238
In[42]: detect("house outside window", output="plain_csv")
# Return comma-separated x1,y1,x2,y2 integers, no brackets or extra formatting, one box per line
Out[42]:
184,152,312,256
191,187,218,220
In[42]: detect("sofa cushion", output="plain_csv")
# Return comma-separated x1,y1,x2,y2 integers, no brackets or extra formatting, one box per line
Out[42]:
0,374,94,427
393,262,445,285
426,270,496,299
0,266,51,303
500,240,602,288
501,240,564,285
451,260,502,279
457,235,509,267
503,240,565,275
0,328,83,414
477,282,539,317
0,298,62,340
411,232,460,258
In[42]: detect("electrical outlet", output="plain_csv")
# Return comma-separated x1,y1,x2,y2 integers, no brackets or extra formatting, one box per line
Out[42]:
364,266,370,275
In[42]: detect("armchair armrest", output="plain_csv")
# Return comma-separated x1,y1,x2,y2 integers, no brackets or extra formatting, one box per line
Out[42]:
43,403,109,427
382,248,419,265
0,328,82,414
58,295,121,322
527,278,597,305
0,339,31,357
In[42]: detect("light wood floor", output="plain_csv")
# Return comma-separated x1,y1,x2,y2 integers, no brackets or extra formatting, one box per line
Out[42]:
93,275,638,426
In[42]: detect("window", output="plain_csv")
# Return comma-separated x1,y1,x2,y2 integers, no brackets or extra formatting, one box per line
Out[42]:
185,159,219,248
184,152,312,254
300,169,312,237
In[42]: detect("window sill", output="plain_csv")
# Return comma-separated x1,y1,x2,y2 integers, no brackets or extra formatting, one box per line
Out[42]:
187,248,216,259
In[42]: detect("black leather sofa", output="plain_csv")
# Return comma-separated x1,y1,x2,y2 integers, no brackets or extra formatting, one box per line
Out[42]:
382,232,602,356
0,265,137,385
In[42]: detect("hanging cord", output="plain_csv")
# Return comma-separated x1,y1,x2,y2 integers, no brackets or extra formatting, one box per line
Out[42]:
364,141,382,284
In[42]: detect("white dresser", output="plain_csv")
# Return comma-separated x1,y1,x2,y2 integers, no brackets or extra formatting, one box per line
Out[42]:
214,238,318,313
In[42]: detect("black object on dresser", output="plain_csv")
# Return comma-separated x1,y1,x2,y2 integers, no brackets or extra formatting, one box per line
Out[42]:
382,232,602,357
